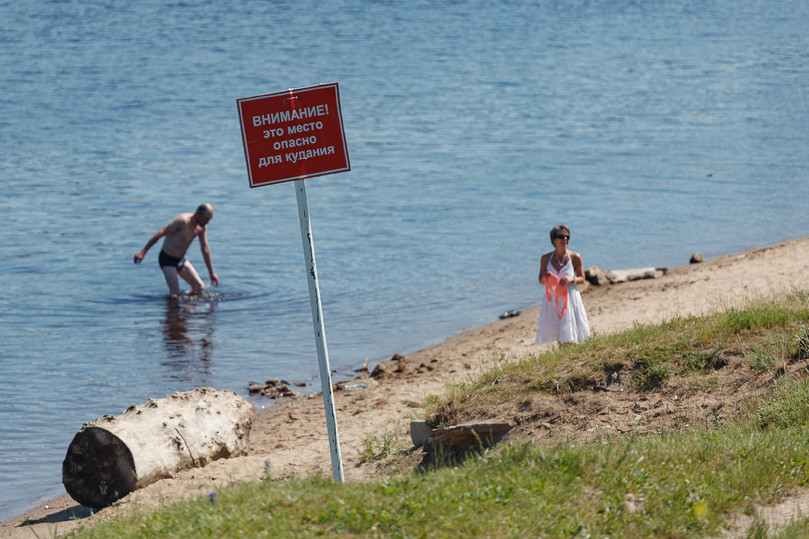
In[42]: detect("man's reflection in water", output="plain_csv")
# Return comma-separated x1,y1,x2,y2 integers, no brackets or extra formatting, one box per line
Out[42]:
162,295,218,382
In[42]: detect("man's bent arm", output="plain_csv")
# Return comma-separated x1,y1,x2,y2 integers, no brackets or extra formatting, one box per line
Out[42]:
134,230,164,263
198,230,219,286
133,219,179,264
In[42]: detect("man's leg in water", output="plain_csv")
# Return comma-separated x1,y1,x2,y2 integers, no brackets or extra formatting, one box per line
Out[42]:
178,261,205,294
161,265,183,297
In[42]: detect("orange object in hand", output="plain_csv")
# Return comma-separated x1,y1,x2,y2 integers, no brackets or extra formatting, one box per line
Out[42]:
544,273,568,319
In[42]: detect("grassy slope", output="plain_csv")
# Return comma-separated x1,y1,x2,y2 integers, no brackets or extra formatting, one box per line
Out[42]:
76,292,809,538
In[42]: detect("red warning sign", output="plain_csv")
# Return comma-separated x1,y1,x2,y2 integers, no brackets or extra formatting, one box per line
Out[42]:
237,83,350,188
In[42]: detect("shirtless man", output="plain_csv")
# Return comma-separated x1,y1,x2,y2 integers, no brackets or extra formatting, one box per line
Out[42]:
133,203,219,296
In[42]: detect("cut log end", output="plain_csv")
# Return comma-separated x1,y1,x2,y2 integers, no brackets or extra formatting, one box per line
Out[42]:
62,427,137,509
61,387,254,509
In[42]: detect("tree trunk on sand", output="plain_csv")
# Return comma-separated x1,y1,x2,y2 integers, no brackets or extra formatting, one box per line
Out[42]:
62,387,254,509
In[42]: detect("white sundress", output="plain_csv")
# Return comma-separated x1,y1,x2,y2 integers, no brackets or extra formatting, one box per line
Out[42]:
535,255,591,345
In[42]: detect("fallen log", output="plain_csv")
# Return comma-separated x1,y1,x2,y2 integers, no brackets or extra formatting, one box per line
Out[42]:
585,265,665,285
428,422,512,450
62,387,254,508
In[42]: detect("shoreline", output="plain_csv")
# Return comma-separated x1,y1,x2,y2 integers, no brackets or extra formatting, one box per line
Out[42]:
5,236,809,538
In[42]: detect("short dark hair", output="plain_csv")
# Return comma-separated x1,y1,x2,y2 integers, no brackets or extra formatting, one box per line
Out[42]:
549,225,570,244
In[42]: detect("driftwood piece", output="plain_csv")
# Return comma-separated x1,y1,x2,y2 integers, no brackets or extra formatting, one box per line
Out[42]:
428,422,512,450
586,265,665,286
62,387,254,508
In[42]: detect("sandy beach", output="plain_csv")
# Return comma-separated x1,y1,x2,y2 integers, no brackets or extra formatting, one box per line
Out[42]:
5,236,809,538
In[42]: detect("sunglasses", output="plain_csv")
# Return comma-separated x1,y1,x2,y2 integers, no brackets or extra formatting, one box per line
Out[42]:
554,234,570,240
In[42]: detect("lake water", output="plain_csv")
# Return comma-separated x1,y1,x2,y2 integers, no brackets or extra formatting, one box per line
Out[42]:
1,0,808,522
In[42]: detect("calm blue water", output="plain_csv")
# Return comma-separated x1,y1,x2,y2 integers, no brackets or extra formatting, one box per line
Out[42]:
2,0,808,521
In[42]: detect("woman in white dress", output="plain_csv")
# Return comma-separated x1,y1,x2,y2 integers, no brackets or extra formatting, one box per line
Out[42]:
535,225,591,345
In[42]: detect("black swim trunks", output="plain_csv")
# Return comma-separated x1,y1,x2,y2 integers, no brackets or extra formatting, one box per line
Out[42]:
158,249,186,271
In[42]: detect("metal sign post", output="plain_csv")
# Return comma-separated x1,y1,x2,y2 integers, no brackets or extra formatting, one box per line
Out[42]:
294,179,343,482
237,83,350,482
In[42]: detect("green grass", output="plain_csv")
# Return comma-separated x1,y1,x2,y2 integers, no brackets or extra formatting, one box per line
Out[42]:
427,292,809,425
359,430,402,463
74,292,809,538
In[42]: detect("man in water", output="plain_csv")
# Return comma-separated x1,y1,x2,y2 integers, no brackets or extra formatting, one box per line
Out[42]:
133,203,219,296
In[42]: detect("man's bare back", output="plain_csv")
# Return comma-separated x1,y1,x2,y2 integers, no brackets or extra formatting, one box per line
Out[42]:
134,203,219,296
